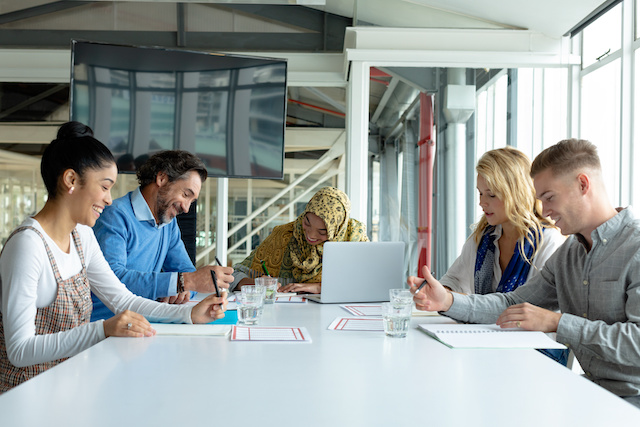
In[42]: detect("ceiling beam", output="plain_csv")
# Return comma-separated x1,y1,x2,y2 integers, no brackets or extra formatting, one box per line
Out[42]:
0,29,339,52
0,84,67,120
0,49,346,87
0,1,91,25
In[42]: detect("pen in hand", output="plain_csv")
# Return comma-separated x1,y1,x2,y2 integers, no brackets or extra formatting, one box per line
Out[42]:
413,271,434,295
414,279,427,295
215,256,222,267
210,270,220,297
261,260,270,276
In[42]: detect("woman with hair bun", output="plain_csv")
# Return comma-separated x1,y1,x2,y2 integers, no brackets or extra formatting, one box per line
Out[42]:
0,122,227,392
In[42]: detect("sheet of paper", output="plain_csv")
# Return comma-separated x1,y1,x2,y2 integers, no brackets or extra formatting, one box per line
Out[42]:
151,323,231,336
340,304,382,316
328,317,384,331
231,326,311,342
418,324,567,349
275,296,308,303
411,306,441,317
275,292,297,297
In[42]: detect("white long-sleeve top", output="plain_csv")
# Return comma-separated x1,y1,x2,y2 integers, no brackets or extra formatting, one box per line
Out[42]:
0,218,193,368
440,225,566,295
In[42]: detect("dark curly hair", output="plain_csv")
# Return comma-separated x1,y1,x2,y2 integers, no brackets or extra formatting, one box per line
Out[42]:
136,150,207,188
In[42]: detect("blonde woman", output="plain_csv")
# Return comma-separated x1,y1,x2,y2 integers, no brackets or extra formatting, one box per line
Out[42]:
429,147,567,364
440,146,565,296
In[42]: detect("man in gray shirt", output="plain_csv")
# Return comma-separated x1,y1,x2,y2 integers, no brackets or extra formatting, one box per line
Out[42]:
410,139,640,407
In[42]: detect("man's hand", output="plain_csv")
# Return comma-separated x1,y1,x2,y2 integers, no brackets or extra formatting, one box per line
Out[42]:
496,303,561,332
407,265,453,312
183,265,234,293
166,291,190,304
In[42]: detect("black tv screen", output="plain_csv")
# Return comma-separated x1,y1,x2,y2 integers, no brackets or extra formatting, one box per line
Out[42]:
70,40,287,179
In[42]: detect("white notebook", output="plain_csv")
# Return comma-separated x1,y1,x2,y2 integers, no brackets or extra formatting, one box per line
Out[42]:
418,324,566,349
151,323,231,336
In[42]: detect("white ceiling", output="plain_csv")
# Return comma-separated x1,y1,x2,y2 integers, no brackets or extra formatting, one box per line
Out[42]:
10,0,607,39
311,0,608,38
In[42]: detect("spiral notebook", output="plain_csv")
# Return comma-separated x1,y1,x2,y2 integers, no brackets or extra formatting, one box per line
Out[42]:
418,324,566,349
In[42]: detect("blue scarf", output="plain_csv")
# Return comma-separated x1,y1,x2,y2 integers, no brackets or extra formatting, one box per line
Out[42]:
473,226,537,295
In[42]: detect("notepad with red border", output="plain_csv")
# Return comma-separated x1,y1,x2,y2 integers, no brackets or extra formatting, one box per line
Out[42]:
328,317,384,331
231,326,311,342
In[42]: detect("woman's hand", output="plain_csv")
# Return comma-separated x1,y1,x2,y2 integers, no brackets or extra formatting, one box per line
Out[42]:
278,282,321,294
407,266,453,312
103,310,156,338
190,293,228,324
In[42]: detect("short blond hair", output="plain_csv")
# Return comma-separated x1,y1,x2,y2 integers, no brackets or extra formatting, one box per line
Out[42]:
472,147,554,262
530,138,601,178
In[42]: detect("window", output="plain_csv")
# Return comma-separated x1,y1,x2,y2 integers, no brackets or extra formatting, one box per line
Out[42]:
582,3,622,68
580,59,622,204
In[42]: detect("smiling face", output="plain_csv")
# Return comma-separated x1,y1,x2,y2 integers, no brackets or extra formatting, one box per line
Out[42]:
302,212,328,245
71,163,117,227
534,168,584,236
477,174,508,227
155,170,202,224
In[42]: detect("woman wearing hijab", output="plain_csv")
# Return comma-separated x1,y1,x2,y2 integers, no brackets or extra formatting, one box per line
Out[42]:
231,186,368,294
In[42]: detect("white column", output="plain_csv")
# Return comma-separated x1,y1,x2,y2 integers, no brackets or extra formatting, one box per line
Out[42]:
246,179,252,257
216,178,229,266
346,61,370,222
445,123,467,263
288,173,295,222
619,0,634,205
443,68,473,265
204,178,211,265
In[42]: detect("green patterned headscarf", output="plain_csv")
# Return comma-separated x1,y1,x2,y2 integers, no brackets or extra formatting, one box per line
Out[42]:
289,187,368,281
240,186,368,283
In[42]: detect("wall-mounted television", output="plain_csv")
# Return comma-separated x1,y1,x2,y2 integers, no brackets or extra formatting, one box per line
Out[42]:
70,40,287,179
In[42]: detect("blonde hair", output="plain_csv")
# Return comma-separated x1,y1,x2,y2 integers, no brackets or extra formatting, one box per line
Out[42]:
471,147,554,262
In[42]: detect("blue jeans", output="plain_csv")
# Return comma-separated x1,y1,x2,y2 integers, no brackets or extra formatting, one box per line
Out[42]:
537,348,569,366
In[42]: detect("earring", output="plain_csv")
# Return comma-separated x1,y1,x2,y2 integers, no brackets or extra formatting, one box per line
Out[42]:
68,186,75,195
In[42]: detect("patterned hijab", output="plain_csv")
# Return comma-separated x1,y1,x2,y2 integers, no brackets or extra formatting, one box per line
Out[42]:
240,186,368,283
290,187,360,281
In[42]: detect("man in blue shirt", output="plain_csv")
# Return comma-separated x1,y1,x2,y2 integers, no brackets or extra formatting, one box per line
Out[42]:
91,150,234,321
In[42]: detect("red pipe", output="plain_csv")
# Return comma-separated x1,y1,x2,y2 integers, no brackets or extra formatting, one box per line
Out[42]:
370,77,390,86
287,99,346,118
417,93,435,276
370,67,391,78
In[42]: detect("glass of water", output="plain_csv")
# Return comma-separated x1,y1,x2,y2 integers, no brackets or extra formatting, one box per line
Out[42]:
381,302,411,338
255,276,279,304
237,285,266,325
389,288,413,308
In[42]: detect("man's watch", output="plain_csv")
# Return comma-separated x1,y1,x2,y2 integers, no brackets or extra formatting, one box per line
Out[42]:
177,272,185,293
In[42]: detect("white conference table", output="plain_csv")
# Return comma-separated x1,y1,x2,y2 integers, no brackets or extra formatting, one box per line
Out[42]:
1,301,639,426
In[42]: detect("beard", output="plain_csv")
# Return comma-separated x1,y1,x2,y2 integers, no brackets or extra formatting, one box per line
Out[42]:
156,187,184,224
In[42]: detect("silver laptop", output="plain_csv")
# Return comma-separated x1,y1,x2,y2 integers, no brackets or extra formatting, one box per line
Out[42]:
305,241,405,304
